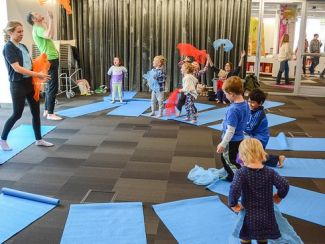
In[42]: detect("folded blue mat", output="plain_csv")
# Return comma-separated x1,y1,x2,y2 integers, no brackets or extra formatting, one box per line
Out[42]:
141,102,216,121
0,188,59,243
103,91,137,101
207,180,325,226
0,124,56,165
274,158,325,179
153,195,237,244
107,100,151,117
172,107,227,126
57,101,121,118
266,132,325,151
61,202,147,244
209,113,295,131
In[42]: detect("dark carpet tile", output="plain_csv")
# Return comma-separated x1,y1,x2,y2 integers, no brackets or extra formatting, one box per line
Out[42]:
12,181,62,196
115,123,136,130
100,140,138,148
0,180,15,188
143,129,178,138
40,157,85,168
113,178,168,203
0,163,34,181
6,226,63,244
57,176,116,202
154,221,178,244
17,171,71,186
143,202,160,235
50,128,80,134
134,125,152,131
170,156,216,173
312,179,325,194
283,214,325,243
130,149,174,163
54,145,96,159
74,166,122,179
121,161,170,180
84,153,130,168
286,178,320,192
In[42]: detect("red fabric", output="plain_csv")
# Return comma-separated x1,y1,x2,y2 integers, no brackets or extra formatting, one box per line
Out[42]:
176,43,207,65
165,89,180,116
217,79,224,90
58,0,72,15
32,54,51,102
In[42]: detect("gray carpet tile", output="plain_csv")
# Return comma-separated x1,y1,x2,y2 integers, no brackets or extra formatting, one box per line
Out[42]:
64,134,107,146
143,128,178,138
113,178,168,203
130,148,174,163
121,161,170,180
0,163,34,181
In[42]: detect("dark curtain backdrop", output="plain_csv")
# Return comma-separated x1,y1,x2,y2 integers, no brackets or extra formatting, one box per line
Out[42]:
58,0,251,91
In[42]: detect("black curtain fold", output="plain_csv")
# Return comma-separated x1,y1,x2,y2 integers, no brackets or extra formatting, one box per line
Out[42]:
58,0,251,91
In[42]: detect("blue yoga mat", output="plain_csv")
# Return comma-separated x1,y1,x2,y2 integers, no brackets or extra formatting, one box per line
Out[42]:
57,101,121,118
172,107,227,126
153,195,237,244
141,102,216,121
273,158,325,179
266,132,325,151
103,91,137,101
107,100,151,117
0,188,59,243
60,202,147,244
263,100,285,109
0,124,56,165
209,113,295,131
207,180,325,226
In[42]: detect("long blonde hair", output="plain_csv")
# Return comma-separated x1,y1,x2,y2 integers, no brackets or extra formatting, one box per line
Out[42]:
281,34,289,45
239,138,267,165
3,21,22,43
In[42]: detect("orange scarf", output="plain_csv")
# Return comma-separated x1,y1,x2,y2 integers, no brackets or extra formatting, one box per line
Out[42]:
32,54,51,101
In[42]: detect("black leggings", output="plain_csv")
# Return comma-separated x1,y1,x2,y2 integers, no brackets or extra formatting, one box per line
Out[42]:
45,59,59,114
1,78,42,140
221,140,242,181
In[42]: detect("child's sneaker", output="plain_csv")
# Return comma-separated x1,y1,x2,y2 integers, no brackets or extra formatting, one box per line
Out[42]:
183,117,190,121
191,119,197,123
119,99,123,103
110,100,115,104
149,111,155,116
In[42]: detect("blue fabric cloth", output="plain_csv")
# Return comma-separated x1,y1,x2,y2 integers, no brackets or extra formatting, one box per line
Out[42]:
61,202,147,244
222,101,250,141
213,39,234,52
3,41,29,82
229,166,289,240
245,106,269,148
187,165,227,185
144,68,166,92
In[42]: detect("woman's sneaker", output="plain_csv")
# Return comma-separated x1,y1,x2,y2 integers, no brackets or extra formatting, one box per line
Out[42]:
35,139,54,147
47,114,63,121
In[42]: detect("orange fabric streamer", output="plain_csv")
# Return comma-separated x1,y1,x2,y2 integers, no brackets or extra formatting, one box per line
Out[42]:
176,43,207,65
58,0,72,15
165,89,180,116
32,54,51,102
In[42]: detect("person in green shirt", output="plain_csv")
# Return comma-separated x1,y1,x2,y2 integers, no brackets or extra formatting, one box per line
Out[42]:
27,11,62,120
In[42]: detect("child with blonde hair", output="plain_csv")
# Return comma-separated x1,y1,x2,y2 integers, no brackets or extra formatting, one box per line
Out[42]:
148,55,166,117
229,138,289,244
215,69,229,104
107,57,127,103
180,63,198,123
